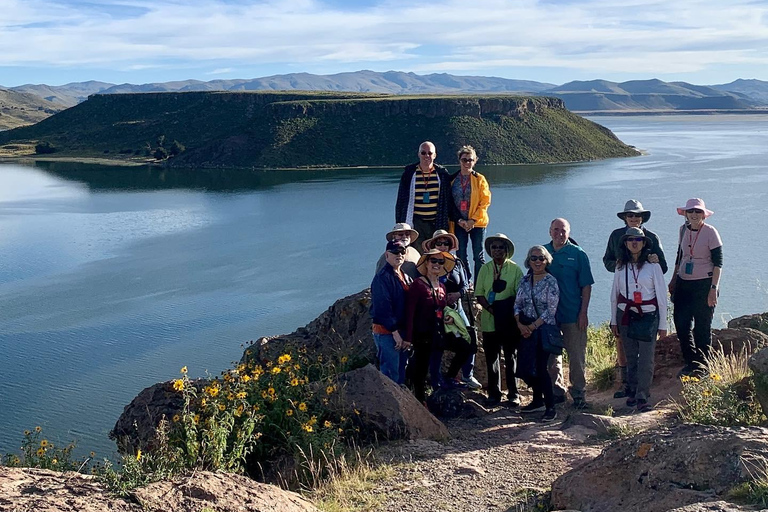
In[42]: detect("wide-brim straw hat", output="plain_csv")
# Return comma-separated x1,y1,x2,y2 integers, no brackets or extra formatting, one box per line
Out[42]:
416,249,456,277
421,229,459,253
484,233,515,258
619,226,649,244
386,223,419,242
676,198,714,218
617,199,651,223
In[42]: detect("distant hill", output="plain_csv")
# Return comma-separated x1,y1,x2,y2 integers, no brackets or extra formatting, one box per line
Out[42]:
10,81,113,107
712,79,768,103
549,79,760,111
0,89,64,130
0,91,639,168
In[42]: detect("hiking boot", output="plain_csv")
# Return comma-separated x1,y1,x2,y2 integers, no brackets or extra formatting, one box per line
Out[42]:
677,365,694,379
541,408,557,423
502,399,520,409
485,396,501,408
636,399,651,412
520,401,546,414
613,384,632,399
572,397,589,410
442,378,467,389
461,375,483,390
626,396,638,407
553,394,566,405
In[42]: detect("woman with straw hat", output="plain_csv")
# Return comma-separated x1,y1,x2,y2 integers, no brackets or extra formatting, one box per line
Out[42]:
404,248,459,403
668,198,722,377
609,227,668,412
475,233,524,408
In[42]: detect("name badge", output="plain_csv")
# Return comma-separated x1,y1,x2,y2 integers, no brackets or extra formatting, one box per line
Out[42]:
460,200,468,211
684,261,694,275
488,291,496,304
423,192,430,203
633,291,643,304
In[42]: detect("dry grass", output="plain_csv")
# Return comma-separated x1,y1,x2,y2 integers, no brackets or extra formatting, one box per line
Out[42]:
0,143,36,157
706,343,753,385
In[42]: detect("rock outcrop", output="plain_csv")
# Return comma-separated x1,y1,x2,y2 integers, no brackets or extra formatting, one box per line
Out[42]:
551,424,768,512
0,467,318,512
729,313,768,335
332,364,450,441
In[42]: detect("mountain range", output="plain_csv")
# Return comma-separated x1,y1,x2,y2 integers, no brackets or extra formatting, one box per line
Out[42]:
2,71,768,130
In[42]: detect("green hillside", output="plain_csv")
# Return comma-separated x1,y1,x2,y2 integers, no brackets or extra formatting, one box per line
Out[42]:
0,91,639,168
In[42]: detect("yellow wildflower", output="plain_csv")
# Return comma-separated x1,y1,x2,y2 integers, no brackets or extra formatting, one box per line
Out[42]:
180,366,188,374
173,379,184,391
340,416,346,422
172,414,181,423
40,439,49,448
309,415,317,426
206,386,220,397
703,390,712,397
261,390,268,399
52,458,58,465
266,361,273,368
326,385,335,395
691,377,700,383
227,392,235,401
223,373,232,382
271,366,281,375
90,451,96,458
354,409,360,415
36,448,45,456
236,392,247,399
242,374,251,383
35,426,42,433
193,414,200,424
298,402,308,412
252,404,260,411
681,375,691,383
303,424,313,433
294,364,301,370
268,387,276,396
237,364,246,374
218,404,226,411
286,409,294,417
23,430,30,436
317,355,323,362
278,354,292,364
324,420,332,428
340,356,348,363
201,398,207,407
235,405,244,417
711,373,723,382
290,378,299,387
136,450,142,461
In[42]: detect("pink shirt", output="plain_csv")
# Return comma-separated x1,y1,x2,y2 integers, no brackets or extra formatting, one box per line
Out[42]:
677,223,722,281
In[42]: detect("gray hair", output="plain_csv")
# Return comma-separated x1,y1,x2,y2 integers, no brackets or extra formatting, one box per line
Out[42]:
524,245,553,270
456,145,478,162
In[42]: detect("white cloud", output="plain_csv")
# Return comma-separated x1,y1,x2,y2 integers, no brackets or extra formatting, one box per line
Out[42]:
206,67,234,75
1,0,767,81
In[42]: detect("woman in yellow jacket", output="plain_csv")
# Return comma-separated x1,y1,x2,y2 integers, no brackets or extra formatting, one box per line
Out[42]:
451,145,491,283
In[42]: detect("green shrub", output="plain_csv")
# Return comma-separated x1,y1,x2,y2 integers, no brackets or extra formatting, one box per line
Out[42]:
677,373,764,426
586,323,617,391
34,141,57,154
169,140,186,156
2,426,89,472
153,147,168,160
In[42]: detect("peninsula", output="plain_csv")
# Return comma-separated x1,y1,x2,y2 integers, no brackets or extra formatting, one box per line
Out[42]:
0,91,639,169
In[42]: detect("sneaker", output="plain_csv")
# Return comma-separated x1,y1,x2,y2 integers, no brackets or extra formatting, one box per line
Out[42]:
443,378,467,389
613,385,631,399
541,408,557,423
520,401,546,414
636,399,652,412
626,396,637,407
572,398,589,410
461,376,483,390
553,394,566,405
485,396,501,407
502,399,521,409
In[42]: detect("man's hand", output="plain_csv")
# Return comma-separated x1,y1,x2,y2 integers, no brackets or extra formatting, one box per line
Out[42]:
648,254,659,264
444,315,455,325
446,292,461,305
707,288,718,307
577,310,589,331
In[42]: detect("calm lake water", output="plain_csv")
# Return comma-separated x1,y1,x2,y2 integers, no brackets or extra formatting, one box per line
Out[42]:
1,115,767,458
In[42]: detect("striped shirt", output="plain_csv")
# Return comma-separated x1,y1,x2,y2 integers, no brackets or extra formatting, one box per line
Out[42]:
413,168,439,220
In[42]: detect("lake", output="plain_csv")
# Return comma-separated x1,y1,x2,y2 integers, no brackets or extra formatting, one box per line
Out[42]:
1,114,767,458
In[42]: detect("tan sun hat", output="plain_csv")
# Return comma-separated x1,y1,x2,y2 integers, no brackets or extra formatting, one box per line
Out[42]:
484,233,515,258
386,223,419,242
416,249,456,277
421,229,459,253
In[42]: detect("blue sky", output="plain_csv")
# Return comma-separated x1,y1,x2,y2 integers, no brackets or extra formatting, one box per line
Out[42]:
2,0,768,86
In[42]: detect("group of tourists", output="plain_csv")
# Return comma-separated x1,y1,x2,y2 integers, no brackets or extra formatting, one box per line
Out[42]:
371,141,723,422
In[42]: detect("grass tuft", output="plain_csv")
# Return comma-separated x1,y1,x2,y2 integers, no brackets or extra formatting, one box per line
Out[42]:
586,323,617,391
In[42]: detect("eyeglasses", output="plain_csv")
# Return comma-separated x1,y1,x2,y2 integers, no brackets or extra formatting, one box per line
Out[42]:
626,237,645,243
429,258,445,265
686,208,704,214
420,151,434,156
460,158,475,163
388,249,406,255
529,255,547,262
434,240,451,246
490,245,506,250
625,213,642,218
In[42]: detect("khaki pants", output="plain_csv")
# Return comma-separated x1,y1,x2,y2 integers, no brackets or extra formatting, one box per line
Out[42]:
548,323,587,400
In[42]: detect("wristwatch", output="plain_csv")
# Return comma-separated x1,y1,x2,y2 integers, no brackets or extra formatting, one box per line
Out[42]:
710,284,718,290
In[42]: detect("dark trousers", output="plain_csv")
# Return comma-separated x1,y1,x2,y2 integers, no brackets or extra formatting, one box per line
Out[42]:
407,335,432,402
411,216,436,254
482,330,520,401
673,277,714,371
429,335,475,386
531,333,555,408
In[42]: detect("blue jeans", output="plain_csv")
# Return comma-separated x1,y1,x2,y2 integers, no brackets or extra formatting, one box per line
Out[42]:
373,333,408,385
455,226,486,283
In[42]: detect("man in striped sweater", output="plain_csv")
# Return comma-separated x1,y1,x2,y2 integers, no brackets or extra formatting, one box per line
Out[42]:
395,141,457,252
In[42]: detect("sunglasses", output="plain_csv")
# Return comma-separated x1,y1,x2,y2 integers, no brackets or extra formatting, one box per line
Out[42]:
420,151,434,156
434,240,451,246
388,249,406,255
625,213,642,218
490,245,506,250
429,258,445,265
460,158,475,163
686,208,704,214
529,255,547,262
626,237,645,243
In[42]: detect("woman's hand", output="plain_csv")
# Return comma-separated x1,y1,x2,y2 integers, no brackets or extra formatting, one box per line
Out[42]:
648,254,659,264
708,288,718,307
610,324,619,336
444,315,455,325
518,322,532,338
446,292,461,305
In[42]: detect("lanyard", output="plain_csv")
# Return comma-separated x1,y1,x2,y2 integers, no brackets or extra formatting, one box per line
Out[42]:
421,168,433,191
459,174,471,197
493,261,503,280
630,263,640,290
687,226,702,259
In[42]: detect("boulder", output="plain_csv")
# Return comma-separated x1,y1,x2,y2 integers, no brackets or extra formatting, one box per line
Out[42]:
559,412,628,436
332,364,450,441
0,467,318,512
748,346,768,418
551,424,768,512
425,387,486,419
728,313,768,335
654,328,768,378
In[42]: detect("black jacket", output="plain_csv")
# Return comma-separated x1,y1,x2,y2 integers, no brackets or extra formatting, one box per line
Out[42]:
394,163,459,230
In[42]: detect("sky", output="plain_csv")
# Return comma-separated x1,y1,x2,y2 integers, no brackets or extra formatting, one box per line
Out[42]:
1,0,768,87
